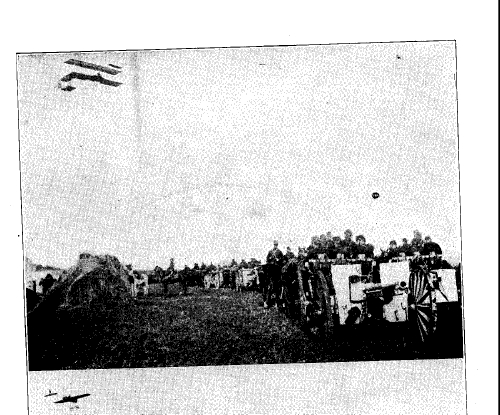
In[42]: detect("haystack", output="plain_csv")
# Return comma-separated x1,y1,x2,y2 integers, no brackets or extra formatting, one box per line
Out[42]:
28,253,132,316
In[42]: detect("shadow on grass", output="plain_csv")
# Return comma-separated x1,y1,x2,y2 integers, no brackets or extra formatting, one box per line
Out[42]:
27,290,463,371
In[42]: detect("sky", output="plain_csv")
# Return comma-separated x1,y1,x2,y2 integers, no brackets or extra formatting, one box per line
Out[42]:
27,360,464,415
17,42,461,269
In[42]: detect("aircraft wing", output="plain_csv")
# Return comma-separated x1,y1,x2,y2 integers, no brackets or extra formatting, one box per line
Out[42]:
54,393,90,403
60,72,122,87
65,59,121,75
97,77,122,87
73,394,91,400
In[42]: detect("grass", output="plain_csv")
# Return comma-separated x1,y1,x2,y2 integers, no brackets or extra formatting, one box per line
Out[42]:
27,287,463,371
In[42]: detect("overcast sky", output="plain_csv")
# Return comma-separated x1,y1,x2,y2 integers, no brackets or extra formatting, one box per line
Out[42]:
17,42,460,269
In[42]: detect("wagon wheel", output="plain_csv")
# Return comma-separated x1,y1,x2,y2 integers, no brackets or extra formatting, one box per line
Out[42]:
313,270,334,337
296,267,333,337
296,266,311,330
277,279,295,318
408,268,438,346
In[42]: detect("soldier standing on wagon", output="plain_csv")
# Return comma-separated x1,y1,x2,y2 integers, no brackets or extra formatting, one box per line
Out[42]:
400,238,414,257
385,240,399,261
411,230,424,253
421,236,443,256
354,235,367,259
341,229,356,259
264,240,284,308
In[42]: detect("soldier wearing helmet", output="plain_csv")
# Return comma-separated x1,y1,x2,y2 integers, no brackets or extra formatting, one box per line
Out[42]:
421,236,443,256
340,229,356,259
411,230,424,253
355,235,375,259
400,238,414,257
267,240,284,265
327,236,342,262
306,236,321,260
384,240,399,261
285,246,295,262
354,235,367,258
264,240,284,308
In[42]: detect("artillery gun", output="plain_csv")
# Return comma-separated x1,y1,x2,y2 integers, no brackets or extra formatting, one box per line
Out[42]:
283,253,461,346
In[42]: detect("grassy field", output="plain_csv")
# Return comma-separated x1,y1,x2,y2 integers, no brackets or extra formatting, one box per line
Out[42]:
27,286,463,371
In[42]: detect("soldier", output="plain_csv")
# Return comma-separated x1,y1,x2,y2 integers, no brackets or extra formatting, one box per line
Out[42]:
327,236,342,262
319,234,328,251
306,238,321,261
264,240,284,308
126,264,136,297
267,240,284,264
365,242,375,259
341,229,356,259
400,238,414,257
354,235,367,259
180,265,190,294
421,236,443,256
411,230,424,253
285,246,295,262
326,231,333,241
385,240,399,261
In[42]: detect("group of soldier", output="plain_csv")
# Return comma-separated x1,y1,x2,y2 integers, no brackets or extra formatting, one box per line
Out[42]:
261,229,445,309
154,228,444,307
267,229,443,264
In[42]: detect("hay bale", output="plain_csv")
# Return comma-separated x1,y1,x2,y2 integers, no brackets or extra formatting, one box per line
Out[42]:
29,253,132,317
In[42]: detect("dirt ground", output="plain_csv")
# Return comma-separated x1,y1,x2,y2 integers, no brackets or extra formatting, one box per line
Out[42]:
27,287,463,371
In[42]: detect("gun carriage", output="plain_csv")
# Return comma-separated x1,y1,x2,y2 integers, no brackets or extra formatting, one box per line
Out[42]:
277,253,460,344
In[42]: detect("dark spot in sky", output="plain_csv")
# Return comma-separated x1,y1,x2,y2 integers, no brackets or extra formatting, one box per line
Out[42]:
226,197,229,200
259,63,266,66
396,55,402,60
372,192,380,199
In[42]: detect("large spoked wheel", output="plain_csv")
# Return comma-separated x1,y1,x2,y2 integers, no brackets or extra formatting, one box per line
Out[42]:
278,280,296,318
296,267,333,337
408,268,438,349
314,270,334,337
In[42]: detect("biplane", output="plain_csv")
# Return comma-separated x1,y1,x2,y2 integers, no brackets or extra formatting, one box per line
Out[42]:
54,393,91,404
59,59,122,91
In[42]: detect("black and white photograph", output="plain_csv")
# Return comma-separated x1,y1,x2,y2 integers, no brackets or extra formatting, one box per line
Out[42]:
16,39,471,413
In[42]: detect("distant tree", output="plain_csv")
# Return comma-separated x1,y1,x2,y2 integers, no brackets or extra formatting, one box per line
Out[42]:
200,262,207,271
230,258,238,267
193,263,200,270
